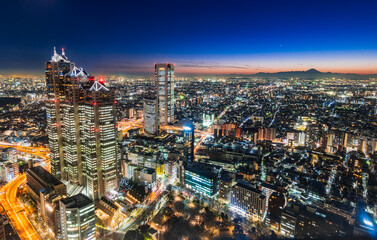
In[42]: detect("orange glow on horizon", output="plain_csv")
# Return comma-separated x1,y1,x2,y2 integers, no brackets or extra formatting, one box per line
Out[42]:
175,67,377,75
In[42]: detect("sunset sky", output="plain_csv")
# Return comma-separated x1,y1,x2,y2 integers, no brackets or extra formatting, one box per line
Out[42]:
1,0,377,75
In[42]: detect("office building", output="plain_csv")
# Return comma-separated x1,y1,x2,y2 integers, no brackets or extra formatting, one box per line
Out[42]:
280,203,351,238
61,69,88,185
40,189,66,237
143,96,159,135
154,63,174,126
26,166,66,201
134,167,157,189
45,49,118,200
287,131,306,147
184,162,221,197
182,122,194,162
45,47,75,180
230,181,266,221
218,172,234,204
60,194,95,240
266,191,286,230
280,209,297,238
258,127,276,141
26,166,67,236
81,77,118,200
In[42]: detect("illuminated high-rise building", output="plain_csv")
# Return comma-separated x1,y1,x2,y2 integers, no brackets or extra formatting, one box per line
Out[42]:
45,47,74,180
154,63,175,126
62,67,88,185
143,96,159,135
82,78,118,200
59,194,95,240
45,48,118,200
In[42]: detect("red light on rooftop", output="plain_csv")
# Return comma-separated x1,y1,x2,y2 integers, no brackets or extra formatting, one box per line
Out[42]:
99,77,105,83
94,102,97,106
89,76,95,81
165,63,168,65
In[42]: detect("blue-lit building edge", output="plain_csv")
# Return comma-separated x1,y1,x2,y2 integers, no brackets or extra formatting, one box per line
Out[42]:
184,170,219,197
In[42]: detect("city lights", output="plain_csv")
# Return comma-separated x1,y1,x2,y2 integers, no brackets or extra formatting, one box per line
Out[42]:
1,1,377,239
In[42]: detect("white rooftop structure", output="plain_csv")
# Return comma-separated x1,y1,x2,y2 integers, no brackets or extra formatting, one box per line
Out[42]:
51,47,69,63
89,80,109,92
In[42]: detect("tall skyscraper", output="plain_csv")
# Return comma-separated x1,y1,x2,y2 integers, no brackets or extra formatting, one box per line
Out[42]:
45,47,74,180
62,67,87,185
82,78,118,200
59,194,95,240
45,49,118,200
143,95,159,135
154,63,175,126
182,122,194,162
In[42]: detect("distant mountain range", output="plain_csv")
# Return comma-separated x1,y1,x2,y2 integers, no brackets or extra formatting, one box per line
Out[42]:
230,68,377,80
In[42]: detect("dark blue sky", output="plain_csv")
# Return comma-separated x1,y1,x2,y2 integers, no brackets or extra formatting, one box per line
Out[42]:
1,0,377,75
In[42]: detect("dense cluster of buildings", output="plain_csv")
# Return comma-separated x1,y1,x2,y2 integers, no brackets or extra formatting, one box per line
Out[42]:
1,49,377,239
26,166,95,239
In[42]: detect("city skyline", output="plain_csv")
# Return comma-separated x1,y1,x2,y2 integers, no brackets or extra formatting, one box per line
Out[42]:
1,0,377,74
1,1,377,239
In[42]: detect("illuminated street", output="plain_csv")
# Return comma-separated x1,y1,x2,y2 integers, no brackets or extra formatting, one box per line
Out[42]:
0,143,50,240
2,2,377,238
0,174,40,240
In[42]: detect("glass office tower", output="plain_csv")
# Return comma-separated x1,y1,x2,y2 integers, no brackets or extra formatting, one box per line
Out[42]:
154,63,175,126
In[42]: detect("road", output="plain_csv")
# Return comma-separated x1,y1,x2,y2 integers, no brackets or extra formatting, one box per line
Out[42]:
0,174,40,240
0,142,50,240
122,194,165,232
194,103,238,154
114,175,175,235
118,118,144,136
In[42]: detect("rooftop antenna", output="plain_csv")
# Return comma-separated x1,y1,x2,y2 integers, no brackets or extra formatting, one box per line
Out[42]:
62,48,65,56
53,46,57,55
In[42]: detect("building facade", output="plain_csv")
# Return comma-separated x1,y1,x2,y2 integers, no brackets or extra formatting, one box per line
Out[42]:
154,63,174,126
45,49,118,200
184,162,221,197
230,181,266,221
82,79,118,200
143,96,159,135
26,166,67,201
59,194,95,240
45,48,74,180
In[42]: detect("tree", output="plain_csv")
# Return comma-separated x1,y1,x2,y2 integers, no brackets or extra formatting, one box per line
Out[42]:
138,224,150,235
175,201,185,213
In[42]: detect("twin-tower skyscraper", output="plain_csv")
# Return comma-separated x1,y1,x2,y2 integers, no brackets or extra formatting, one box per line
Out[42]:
45,49,175,199
45,48,118,200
